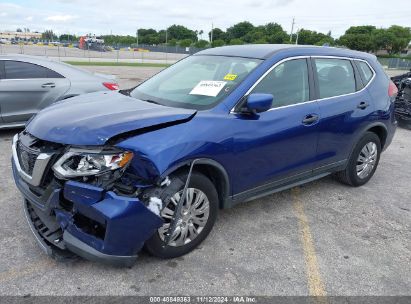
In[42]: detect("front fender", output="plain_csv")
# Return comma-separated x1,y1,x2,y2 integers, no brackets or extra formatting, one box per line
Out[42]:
120,139,230,183
116,113,234,185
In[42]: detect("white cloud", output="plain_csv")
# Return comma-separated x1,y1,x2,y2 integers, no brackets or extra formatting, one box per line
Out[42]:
0,0,409,38
45,15,77,22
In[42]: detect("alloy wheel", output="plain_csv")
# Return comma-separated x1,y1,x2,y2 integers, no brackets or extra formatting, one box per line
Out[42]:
158,188,210,247
356,142,378,179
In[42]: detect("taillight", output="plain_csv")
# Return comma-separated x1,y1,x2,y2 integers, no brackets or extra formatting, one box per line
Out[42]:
103,82,119,90
388,80,398,98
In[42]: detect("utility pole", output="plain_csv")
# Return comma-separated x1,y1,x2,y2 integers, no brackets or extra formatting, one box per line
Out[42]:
289,17,295,42
210,22,214,44
136,28,139,46
295,29,300,45
165,30,168,64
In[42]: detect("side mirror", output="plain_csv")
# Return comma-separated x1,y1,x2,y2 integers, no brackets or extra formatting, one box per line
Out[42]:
244,93,273,114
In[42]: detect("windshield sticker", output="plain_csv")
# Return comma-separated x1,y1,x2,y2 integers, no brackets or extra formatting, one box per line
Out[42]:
223,73,238,81
189,81,227,97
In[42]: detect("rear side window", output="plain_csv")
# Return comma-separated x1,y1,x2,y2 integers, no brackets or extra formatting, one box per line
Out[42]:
314,58,356,99
356,61,374,85
251,58,310,108
4,61,64,79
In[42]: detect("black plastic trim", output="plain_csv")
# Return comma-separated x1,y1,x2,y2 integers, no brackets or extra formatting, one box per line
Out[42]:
22,199,54,256
230,159,347,207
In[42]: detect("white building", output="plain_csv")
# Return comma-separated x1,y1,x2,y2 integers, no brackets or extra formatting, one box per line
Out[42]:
0,31,42,41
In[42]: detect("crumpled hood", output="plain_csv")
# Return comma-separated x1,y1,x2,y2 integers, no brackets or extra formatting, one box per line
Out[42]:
26,91,196,145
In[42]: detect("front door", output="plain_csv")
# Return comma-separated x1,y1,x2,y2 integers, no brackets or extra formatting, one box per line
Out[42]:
230,58,320,195
0,60,70,124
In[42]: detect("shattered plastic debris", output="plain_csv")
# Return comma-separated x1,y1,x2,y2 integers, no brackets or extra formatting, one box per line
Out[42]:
147,197,163,216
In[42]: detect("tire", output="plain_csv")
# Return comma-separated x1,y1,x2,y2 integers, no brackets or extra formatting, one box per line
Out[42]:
145,172,218,259
335,132,381,187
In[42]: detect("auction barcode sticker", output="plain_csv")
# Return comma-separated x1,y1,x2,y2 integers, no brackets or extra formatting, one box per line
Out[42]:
189,80,227,97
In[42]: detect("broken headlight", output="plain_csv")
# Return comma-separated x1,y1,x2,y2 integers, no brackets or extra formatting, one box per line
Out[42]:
52,148,133,179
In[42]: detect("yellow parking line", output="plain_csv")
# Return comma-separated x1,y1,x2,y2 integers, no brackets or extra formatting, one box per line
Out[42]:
291,187,327,298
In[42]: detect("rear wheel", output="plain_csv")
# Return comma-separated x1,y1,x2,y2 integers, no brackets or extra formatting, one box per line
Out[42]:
145,172,218,259
335,132,381,187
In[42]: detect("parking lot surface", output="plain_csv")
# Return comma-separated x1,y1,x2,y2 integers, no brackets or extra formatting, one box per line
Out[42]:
0,67,409,296
78,65,164,89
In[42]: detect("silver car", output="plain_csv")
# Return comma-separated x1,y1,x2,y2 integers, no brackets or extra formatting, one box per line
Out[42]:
0,54,119,128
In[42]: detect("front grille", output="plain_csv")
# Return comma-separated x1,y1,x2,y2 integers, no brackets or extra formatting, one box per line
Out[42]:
16,141,40,176
14,131,65,188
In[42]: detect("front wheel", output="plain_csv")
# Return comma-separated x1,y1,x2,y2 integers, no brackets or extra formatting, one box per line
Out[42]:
335,132,381,187
145,172,218,259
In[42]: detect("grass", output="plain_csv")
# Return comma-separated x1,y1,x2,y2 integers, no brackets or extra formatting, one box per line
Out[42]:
64,61,170,68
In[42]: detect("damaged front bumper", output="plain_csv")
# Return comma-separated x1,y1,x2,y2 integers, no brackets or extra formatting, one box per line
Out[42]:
12,160,163,267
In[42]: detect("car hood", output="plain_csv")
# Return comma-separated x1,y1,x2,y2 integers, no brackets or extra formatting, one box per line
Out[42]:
26,91,196,145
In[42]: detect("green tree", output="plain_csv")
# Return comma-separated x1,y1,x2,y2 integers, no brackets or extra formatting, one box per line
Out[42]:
209,28,227,42
265,22,288,43
243,29,265,43
297,29,334,45
372,29,395,53
229,38,244,45
254,38,268,44
195,39,209,48
315,36,334,46
227,21,254,40
212,39,225,47
179,39,193,47
59,34,78,42
157,30,167,44
386,25,411,54
346,25,376,35
338,26,376,52
144,34,160,45
167,38,178,46
167,25,198,42
42,30,57,41
138,28,157,37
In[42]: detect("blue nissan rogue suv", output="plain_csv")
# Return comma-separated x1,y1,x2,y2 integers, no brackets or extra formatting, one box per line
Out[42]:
12,45,398,266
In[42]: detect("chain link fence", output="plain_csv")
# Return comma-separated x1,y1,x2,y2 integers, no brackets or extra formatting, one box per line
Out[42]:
0,43,206,64
378,57,411,70
2,42,410,70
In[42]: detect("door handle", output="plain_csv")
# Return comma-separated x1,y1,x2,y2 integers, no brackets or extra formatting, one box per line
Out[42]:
302,114,319,125
41,83,56,88
357,101,369,110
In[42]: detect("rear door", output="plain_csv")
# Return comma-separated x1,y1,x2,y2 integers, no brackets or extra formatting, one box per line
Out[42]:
0,60,70,123
313,57,375,169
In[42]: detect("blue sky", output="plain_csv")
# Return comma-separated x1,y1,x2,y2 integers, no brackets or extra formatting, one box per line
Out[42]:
0,0,409,38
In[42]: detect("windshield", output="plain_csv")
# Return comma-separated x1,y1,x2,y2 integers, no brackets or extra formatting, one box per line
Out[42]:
130,55,262,110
